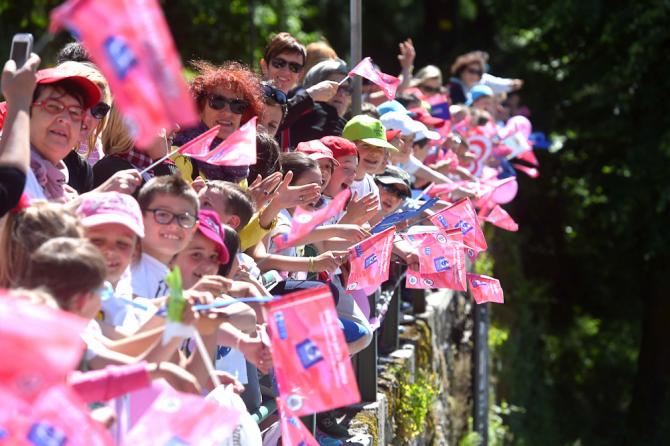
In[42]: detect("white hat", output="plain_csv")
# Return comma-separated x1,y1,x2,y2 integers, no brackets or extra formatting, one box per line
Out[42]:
380,111,419,136
411,121,440,142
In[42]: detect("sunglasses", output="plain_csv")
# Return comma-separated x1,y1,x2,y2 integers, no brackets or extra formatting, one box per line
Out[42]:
207,95,250,114
466,68,484,76
145,208,198,229
378,182,409,199
32,98,84,123
419,85,442,94
262,84,287,105
90,102,110,120
270,57,303,74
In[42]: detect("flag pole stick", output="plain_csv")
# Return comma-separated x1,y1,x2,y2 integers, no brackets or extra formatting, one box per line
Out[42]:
138,146,180,175
192,330,222,388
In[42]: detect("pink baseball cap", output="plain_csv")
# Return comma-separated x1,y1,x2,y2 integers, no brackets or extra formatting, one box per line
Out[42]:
36,67,102,109
295,139,340,166
76,192,145,237
196,210,230,264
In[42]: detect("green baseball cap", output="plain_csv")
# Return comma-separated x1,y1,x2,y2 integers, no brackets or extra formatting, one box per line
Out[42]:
342,115,399,152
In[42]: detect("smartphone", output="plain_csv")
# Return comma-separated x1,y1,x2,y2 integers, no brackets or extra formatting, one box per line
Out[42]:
9,33,33,68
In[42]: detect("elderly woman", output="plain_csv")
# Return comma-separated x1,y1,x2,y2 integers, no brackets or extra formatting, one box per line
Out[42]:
287,58,352,148
23,66,101,201
173,60,264,184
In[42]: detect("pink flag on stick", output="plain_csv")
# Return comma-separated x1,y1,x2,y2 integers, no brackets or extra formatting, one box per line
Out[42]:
484,205,519,232
430,198,488,260
274,189,352,250
404,229,467,291
50,0,199,148
123,385,240,445
467,273,505,304
178,125,221,157
277,398,319,446
190,117,257,166
264,286,360,416
0,294,87,402
513,163,540,178
348,57,401,100
346,226,396,292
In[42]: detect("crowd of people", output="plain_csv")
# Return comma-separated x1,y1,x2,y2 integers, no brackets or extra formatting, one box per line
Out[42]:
0,21,533,446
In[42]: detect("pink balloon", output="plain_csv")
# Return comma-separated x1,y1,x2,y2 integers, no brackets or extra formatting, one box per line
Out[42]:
491,177,518,204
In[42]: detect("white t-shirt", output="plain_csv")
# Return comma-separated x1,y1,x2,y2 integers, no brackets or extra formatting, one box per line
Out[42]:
267,209,307,280
131,253,170,299
351,174,381,210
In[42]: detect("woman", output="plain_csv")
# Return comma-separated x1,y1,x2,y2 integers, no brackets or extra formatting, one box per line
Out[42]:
448,52,486,105
288,58,352,148
24,66,101,201
406,64,449,105
173,60,264,184
258,82,286,137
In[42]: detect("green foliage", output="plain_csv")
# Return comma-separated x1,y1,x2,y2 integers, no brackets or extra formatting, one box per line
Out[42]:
393,368,439,442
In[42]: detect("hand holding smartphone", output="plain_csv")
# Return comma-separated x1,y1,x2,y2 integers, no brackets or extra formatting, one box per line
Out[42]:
9,33,33,68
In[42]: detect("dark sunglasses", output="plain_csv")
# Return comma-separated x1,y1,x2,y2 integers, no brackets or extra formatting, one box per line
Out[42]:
270,57,303,74
207,95,250,114
90,102,110,120
378,182,409,199
262,84,287,105
466,67,484,76
419,85,442,94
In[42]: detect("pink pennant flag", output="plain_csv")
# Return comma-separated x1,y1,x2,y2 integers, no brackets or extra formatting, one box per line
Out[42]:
484,205,519,232
274,189,352,250
403,229,467,290
430,198,487,260
346,226,396,292
348,57,401,100
516,149,539,166
178,125,221,157
467,273,504,304
427,181,459,198
50,0,198,148
123,385,240,444
2,385,114,446
277,398,319,446
512,163,540,178
0,294,88,402
264,286,360,416
191,117,257,166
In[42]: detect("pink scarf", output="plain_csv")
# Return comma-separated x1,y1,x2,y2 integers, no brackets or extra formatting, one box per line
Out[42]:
30,148,69,201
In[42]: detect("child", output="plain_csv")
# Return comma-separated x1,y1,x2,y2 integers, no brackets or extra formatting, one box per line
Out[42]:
198,180,255,231
132,174,199,298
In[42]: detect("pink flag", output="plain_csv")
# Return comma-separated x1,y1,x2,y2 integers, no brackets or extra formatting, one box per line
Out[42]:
513,163,539,178
484,205,519,232
178,125,221,157
516,149,539,166
0,294,87,402
264,286,360,416
403,229,467,291
346,226,396,292
277,398,319,446
467,273,504,304
2,385,114,446
123,385,240,445
50,0,198,148
274,189,352,250
430,198,487,260
427,181,459,198
348,57,401,100
190,117,257,166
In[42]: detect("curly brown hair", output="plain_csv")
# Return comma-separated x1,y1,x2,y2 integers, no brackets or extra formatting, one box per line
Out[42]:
450,52,486,78
189,60,264,126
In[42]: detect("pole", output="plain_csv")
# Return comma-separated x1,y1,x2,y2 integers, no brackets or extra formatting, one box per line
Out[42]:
349,0,362,115
473,302,489,445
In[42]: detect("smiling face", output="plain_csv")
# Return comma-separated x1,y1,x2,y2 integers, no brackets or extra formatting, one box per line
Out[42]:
377,182,406,216
261,51,304,93
174,233,220,289
201,85,244,140
317,158,334,189
30,86,83,164
324,155,358,197
258,102,283,137
293,167,322,210
355,142,386,179
84,223,138,286
142,193,197,264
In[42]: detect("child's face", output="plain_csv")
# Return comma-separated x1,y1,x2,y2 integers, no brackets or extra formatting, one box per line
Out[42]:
293,168,322,209
174,233,220,289
85,223,138,286
355,142,385,177
317,159,334,189
199,187,237,228
324,155,357,197
142,194,197,262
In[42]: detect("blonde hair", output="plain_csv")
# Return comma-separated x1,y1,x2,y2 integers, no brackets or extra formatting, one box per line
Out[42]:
57,61,112,158
101,104,134,156
0,201,81,288
302,40,338,81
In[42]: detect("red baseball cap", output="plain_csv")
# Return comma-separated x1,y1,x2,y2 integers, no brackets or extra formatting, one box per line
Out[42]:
296,139,340,166
319,136,358,159
410,107,446,128
196,210,230,264
36,67,102,109
385,129,402,142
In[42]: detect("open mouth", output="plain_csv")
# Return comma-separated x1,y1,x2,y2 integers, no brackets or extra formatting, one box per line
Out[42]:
216,120,234,128
49,129,68,139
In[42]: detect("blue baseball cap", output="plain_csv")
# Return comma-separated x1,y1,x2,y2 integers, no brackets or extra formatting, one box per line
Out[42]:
377,100,410,116
467,85,494,106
